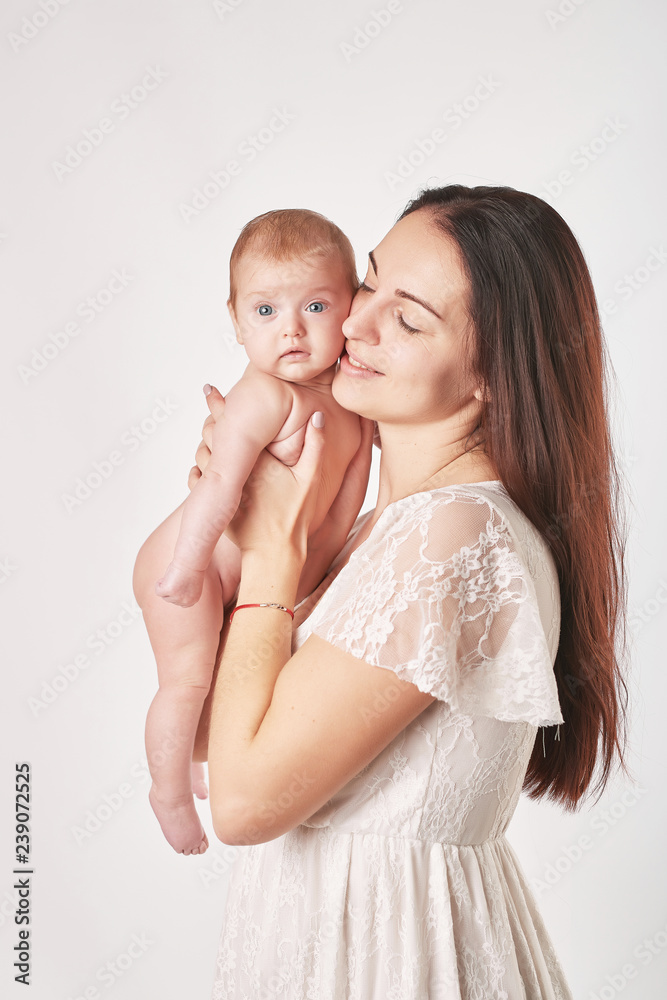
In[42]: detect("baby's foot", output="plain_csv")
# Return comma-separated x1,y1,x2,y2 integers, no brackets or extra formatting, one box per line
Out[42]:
148,784,209,856
191,761,208,800
155,562,205,608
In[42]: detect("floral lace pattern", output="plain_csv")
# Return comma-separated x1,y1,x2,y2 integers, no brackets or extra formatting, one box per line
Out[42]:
306,486,563,729
211,484,573,999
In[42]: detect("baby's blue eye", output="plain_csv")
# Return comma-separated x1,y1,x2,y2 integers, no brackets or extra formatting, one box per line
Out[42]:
307,302,325,313
257,304,274,316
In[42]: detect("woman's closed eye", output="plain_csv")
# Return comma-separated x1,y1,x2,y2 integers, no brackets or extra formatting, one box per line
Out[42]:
357,281,420,334
397,313,420,335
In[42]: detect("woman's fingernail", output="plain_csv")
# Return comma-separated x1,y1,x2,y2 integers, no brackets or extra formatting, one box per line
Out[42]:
203,384,212,396
312,411,325,428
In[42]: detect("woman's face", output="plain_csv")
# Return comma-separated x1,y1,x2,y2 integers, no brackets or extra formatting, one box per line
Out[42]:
332,209,482,425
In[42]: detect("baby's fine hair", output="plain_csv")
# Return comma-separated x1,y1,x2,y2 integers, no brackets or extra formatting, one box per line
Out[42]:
228,208,358,309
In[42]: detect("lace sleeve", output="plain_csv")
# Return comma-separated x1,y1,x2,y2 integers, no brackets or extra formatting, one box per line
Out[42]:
308,489,564,727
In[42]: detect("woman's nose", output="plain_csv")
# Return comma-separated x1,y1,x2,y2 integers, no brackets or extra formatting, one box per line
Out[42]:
342,293,377,342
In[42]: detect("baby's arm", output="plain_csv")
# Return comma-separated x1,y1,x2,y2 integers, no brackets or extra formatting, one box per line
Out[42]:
156,374,294,606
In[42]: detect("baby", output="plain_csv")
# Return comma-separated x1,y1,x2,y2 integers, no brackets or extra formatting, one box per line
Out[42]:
133,209,362,855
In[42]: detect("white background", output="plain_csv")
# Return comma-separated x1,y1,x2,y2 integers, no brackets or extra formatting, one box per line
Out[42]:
1,0,665,997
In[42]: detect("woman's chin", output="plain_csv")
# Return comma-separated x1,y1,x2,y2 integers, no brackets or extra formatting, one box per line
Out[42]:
331,368,368,414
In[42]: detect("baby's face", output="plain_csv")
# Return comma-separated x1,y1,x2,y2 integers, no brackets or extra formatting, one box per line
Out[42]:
229,254,354,382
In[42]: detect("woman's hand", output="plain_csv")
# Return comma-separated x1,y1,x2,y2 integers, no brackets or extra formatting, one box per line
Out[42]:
187,384,375,595
187,385,223,490
225,412,327,558
187,385,306,490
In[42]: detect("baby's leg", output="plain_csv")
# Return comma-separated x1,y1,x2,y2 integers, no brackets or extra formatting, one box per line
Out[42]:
134,503,240,855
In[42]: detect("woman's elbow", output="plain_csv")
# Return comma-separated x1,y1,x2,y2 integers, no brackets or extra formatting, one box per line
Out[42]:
211,801,250,846
210,793,279,846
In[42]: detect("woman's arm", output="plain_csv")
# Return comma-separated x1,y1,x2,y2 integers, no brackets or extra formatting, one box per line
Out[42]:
187,385,307,762
188,390,373,765
201,420,434,845
204,413,321,831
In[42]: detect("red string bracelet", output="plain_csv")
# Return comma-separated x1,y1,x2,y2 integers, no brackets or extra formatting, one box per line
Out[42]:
229,602,295,623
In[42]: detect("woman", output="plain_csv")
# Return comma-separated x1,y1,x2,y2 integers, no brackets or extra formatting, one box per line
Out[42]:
191,185,631,998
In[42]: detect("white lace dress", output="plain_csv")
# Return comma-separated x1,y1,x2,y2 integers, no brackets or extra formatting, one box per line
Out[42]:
210,482,574,999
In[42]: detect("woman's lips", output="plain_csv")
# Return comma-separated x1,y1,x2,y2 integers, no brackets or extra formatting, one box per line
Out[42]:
340,349,384,377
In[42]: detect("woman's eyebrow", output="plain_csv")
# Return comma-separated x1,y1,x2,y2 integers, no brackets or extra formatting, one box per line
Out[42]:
368,250,443,320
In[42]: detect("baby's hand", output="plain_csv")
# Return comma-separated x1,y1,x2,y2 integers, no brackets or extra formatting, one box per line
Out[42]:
155,561,205,607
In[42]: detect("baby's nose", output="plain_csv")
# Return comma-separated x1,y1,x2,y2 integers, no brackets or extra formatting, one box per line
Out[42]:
282,313,306,336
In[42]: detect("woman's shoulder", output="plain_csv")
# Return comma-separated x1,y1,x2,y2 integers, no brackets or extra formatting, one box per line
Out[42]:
300,482,556,612
429,481,555,573
369,481,512,540
295,480,562,679
381,481,541,541
366,483,509,559
367,482,558,593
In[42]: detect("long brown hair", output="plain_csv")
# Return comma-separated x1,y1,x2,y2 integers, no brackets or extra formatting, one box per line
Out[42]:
399,185,632,811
